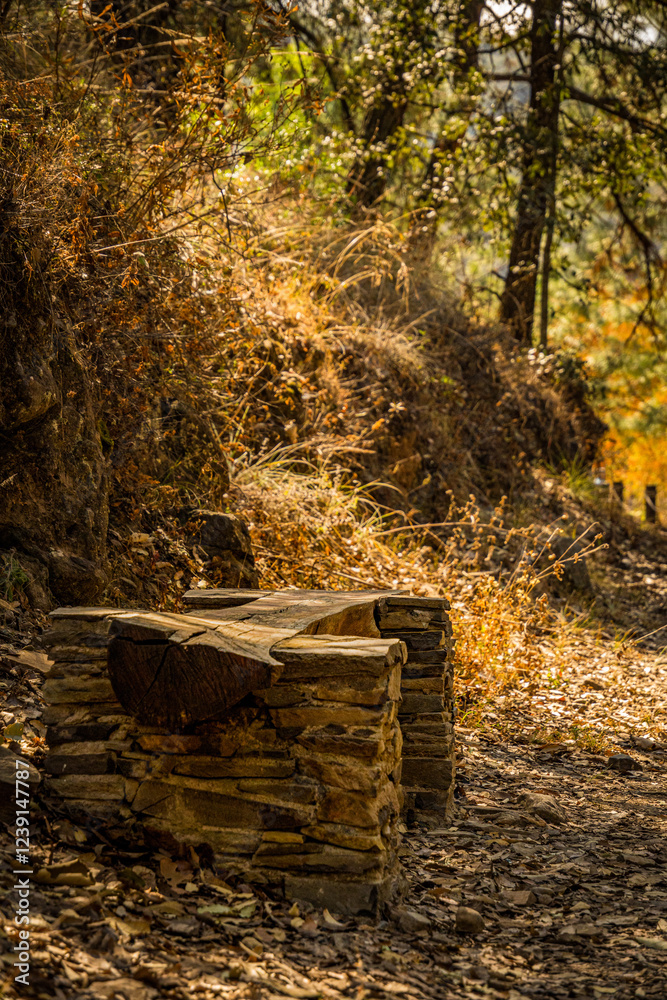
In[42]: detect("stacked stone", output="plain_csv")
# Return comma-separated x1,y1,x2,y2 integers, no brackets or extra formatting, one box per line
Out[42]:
375,595,455,820
42,609,407,914
42,610,136,823
256,635,405,912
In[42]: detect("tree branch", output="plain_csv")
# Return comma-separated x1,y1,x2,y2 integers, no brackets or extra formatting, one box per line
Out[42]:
565,86,664,136
287,14,356,136
612,190,663,347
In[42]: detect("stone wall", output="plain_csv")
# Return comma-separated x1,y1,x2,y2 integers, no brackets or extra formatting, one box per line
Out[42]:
42,589,455,914
375,596,455,820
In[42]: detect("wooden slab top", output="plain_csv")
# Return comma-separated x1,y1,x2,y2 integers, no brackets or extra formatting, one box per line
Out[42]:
182,588,267,609
48,588,450,729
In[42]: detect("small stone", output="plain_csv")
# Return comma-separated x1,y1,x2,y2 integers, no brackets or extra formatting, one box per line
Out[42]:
558,921,598,938
466,964,489,983
607,753,643,774
241,936,263,955
187,510,258,588
636,736,657,751
0,746,41,786
635,935,667,952
395,907,432,934
501,889,536,906
519,791,566,825
622,851,652,866
455,906,485,934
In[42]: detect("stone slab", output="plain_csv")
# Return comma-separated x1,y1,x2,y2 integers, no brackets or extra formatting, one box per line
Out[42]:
284,872,398,916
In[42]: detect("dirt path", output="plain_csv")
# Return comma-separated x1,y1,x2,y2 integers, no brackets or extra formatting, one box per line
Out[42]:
2,560,667,1000
2,650,667,1000
403,733,667,998
2,730,667,999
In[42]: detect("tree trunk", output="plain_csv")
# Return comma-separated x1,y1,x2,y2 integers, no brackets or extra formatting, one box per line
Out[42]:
453,0,484,78
346,3,435,210
499,0,562,344
347,96,407,209
539,192,555,349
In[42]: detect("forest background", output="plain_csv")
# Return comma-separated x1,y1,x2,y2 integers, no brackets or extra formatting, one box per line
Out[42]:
2,0,667,735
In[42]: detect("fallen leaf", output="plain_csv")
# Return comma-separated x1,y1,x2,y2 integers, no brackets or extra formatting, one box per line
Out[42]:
147,900,186,917
107,916,152,937
636,935,667,951
2,722,24,740
129,532,152,545
537,742,570,754
595,914,637,927
8,649,53,672
559,922,598,938
240,935,263,956
167,918,200,936
52,908,83,928
322,908,346,929
501,890,536,906
159,857,192,892
196,903,233,917
33,860,93,887
299,916,320,936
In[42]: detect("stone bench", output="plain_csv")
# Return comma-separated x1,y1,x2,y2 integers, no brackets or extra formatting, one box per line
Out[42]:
42,588,455,914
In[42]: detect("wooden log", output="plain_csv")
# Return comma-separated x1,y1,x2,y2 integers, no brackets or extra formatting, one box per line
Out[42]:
187,588,389,639
107,615,280,730
104,592,404,729
51,590,443,741
105,590,396,729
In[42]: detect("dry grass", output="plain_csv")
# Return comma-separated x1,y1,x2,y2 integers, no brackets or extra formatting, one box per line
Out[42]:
224,456,614,737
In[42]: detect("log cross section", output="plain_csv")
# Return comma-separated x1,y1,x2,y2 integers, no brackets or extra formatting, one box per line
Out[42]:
106,590,393,729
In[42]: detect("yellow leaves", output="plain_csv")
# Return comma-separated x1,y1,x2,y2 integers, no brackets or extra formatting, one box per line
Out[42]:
603,427,667,521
